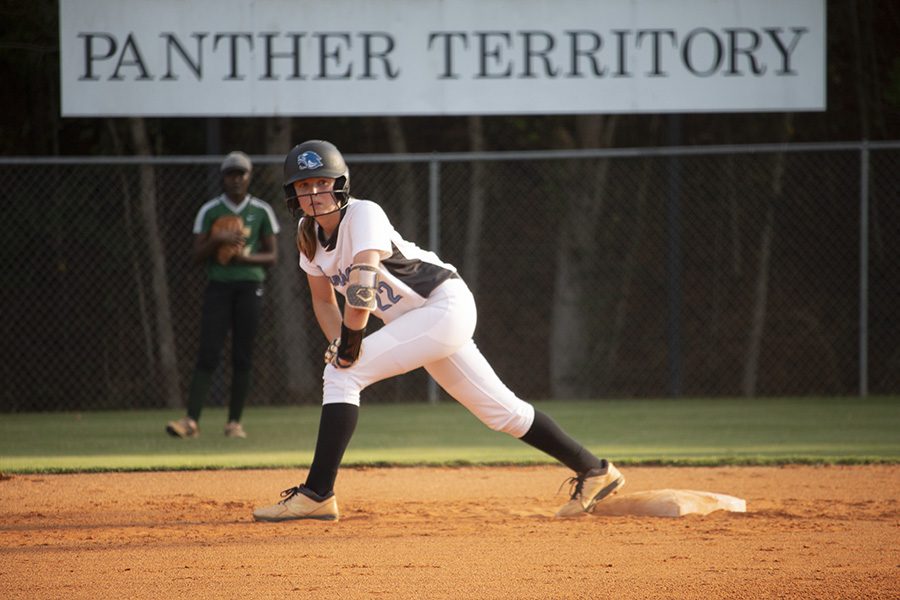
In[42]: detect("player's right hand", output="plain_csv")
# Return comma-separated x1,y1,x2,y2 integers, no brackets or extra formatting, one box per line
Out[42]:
324,339,340,365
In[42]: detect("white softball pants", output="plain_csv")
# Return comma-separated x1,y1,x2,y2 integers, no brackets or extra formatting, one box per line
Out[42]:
321,278,535,438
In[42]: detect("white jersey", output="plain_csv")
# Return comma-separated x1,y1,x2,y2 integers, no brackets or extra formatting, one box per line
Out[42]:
299,199,458,323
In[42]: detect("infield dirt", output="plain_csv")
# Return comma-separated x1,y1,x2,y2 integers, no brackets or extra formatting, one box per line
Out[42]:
2,465,898,599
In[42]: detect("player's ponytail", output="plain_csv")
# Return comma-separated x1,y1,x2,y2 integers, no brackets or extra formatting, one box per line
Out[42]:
297,217,317,260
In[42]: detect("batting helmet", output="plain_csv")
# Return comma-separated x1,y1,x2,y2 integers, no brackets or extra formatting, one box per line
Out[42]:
283,140,350,218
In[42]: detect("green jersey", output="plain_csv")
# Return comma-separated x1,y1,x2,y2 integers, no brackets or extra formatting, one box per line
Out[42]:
194,194,281,283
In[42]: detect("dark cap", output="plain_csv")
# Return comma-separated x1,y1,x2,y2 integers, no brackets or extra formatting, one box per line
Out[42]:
221,151,252,173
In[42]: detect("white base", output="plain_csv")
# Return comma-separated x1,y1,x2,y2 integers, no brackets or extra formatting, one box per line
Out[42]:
590,489,746,517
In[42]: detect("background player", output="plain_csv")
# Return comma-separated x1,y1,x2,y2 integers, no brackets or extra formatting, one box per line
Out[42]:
253,140,622,521
167,151,280,439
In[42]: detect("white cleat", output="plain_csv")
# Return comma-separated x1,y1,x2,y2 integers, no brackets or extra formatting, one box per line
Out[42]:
556,462,625,517
253,485,339,522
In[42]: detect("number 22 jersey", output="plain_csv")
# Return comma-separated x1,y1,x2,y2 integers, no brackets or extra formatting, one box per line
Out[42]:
298,199,459,323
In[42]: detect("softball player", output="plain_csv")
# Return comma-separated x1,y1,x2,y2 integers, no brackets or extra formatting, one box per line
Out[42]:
167,151,280,440
253,140,623,521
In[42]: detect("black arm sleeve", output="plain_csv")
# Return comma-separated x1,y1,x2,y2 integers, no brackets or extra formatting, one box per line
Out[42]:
337,323,365,364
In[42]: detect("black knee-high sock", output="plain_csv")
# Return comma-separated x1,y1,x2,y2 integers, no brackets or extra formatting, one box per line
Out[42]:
519,409,606,474
305,403,359,497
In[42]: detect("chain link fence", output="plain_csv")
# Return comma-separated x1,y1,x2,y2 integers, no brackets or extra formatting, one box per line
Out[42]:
2,142,898,412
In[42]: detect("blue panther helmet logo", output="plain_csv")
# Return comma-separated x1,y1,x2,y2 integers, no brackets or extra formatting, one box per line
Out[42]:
297,151,324,171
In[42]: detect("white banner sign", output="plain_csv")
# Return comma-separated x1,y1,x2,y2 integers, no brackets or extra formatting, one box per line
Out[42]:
59,0,826,117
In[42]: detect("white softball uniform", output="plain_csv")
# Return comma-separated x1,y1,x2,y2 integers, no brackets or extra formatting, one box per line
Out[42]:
299,199,535,437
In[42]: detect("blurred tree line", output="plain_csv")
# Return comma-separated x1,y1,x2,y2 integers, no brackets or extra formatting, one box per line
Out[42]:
0,0,898,158
1,0,899,411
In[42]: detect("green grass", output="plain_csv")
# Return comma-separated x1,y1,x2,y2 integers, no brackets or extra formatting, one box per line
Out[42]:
1,397,898,473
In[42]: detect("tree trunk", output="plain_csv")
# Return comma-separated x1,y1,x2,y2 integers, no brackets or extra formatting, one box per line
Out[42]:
384,116,422,243
107,121,154,368
549,115,617,399
264,117,317,400
742,202,774,398
129,118,181,409
463,115,487,295
742,115,792,397
595,152,654,386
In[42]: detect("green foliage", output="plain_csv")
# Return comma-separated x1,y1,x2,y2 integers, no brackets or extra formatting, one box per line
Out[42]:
1,397,897,473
